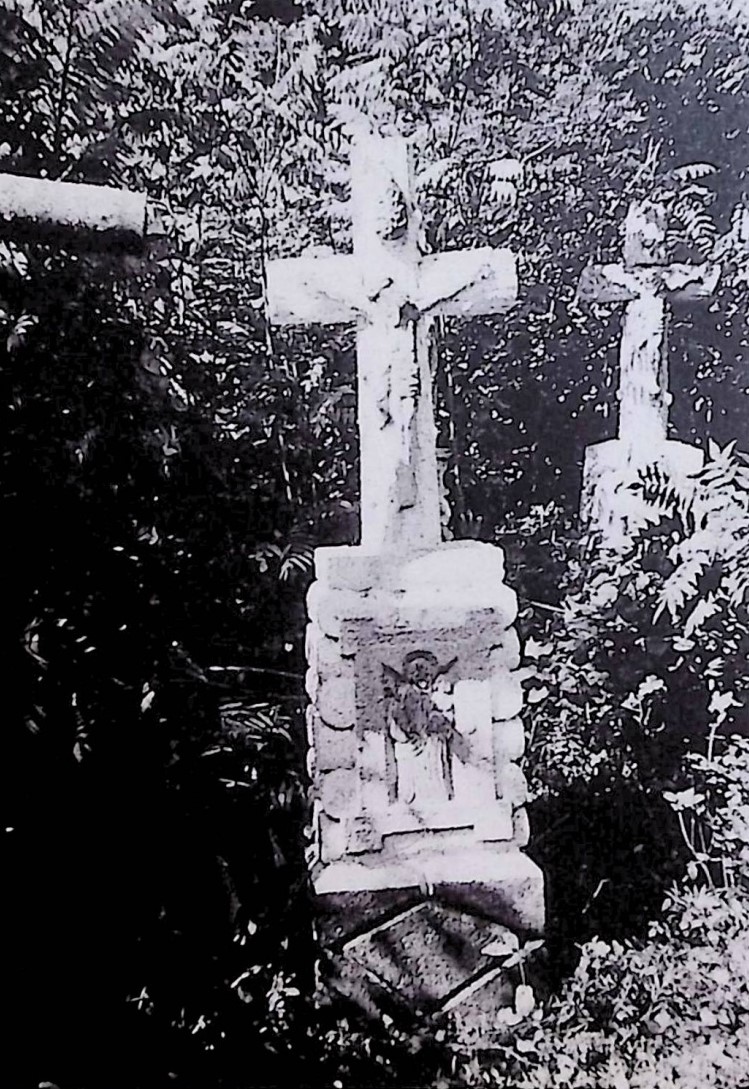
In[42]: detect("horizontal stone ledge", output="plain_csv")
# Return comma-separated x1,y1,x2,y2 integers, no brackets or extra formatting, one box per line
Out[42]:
314,848,545,935
314,540,509,594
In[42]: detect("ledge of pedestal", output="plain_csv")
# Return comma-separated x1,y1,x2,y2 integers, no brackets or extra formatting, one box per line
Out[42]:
580,437,705,547
315,540,506,591
314,848,544,937
311,540,517,633
582,436,704,478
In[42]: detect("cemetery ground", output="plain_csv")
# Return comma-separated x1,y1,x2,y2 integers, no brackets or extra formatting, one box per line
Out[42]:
4,1,749,1087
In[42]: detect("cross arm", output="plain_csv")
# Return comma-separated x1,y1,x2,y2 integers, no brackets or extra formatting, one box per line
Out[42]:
576,263,639,304
577,260,721,304
417,247,517,319
266,253,362,326
0,172,148,251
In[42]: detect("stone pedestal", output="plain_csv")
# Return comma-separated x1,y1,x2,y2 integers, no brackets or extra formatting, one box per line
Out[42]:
305,539,544,1042
580,438,704,550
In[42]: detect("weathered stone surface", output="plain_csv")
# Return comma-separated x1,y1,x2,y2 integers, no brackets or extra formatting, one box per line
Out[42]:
319,812,348,863
496,762,528,807
346,814,384,855
316,886,421,946
304,667,318,702
440,966,516,1049
393,541,506,594
489,628,521,671
315,545,383,592
453,679,492,736
307,582,367,640
494,717,526,763
490,670,524,721
315,847,544,934
513,807,531,847
341,902,516,1011
474,803,514,842
317,637,354,683
398,583,517,629
320,767,359,820
318,674,356,729
312,718,358,772
450,758,499,813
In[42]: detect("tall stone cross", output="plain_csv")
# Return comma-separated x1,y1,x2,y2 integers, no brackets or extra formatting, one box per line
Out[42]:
267,133,544,1043
577,197,721,545
267,132,517,552
578,197,721,450
0,171,148,250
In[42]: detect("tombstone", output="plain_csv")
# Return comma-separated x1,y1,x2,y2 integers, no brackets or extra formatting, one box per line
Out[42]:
268,132,544,1044
577,196,721,548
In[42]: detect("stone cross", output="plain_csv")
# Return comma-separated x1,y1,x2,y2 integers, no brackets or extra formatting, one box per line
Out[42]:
273,132,543,1040
578,197,720,451
0,172,148,250
267,132,517,552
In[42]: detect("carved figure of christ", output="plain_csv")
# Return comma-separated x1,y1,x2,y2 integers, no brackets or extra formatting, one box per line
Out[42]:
267,132,518,553
578,198,720,453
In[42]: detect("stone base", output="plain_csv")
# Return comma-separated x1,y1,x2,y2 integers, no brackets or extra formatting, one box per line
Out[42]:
318,898,544,1050
305,539,543,1043
580,437,704,550
315,848,544,941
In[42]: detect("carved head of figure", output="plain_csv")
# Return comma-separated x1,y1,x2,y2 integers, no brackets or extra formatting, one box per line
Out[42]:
402,650,440,690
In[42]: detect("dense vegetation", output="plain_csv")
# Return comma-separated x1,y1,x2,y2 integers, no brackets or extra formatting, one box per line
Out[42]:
2,0,749,1086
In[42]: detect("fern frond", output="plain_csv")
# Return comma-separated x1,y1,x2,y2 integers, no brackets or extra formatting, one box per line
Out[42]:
670,163,717,182
655,550,713,623
634,461,697,531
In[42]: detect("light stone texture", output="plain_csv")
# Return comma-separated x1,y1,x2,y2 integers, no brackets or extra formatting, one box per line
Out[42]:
490,670,524,721
0,171,148,248
580,437,705,551
577,196,720,548
306,543,541,932
268,131,541,1037
267,136,517,554
317,674,356,729
316,848,543,934
494,717,526,763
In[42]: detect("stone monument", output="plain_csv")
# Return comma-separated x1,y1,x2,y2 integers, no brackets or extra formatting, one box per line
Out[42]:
267,132,544,1044
577,196,721,549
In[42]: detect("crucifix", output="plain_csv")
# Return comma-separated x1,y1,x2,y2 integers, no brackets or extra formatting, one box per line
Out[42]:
578,196,721,452
266,132,518,553
289,136,544,1016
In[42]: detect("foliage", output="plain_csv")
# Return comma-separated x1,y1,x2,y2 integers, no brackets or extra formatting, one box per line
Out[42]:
449,717,749,1088
455,884,749,1089
5,0,749,1085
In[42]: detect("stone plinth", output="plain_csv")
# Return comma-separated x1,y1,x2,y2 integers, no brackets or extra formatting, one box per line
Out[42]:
580,438,704,550
305,539,544,1035
324,901,528,1049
